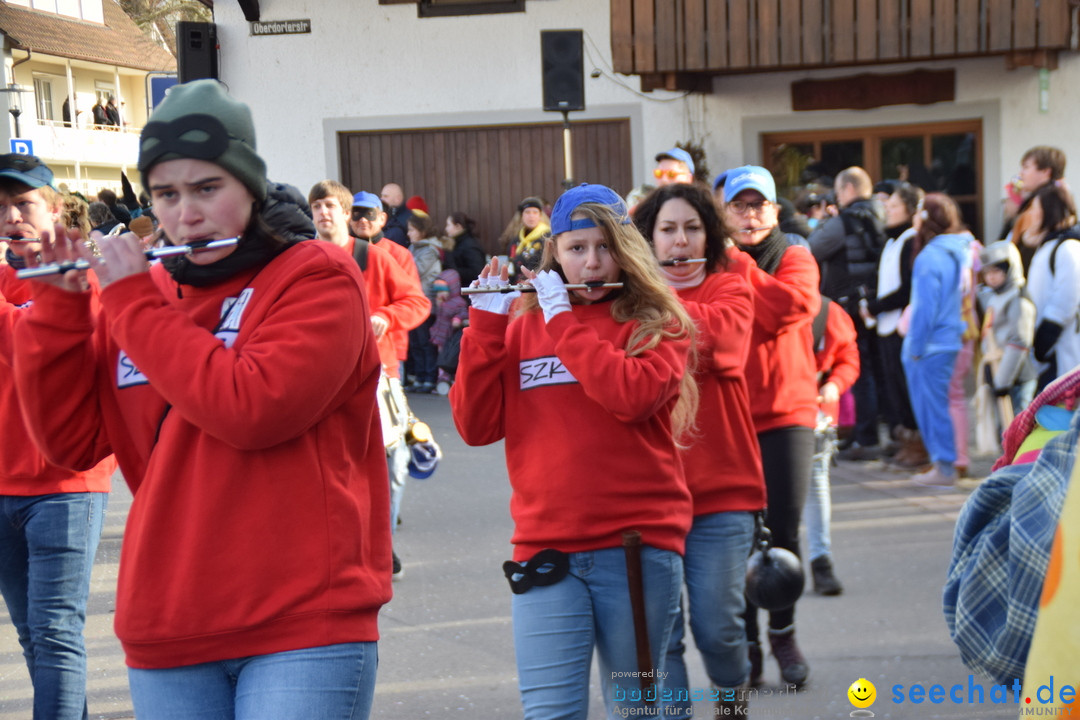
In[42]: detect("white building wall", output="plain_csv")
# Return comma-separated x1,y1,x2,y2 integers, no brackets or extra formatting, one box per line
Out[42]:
212,0,692,193
213,0,1080,241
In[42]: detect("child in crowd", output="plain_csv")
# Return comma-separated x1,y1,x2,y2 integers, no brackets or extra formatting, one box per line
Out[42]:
431,269,468,394
804,297,860,596
450,183,697,718
975,240,1037,436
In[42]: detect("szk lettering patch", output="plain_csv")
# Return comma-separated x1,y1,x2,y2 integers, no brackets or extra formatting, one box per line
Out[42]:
519,355,577,391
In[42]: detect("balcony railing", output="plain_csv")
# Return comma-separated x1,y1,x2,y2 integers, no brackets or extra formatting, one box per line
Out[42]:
611,0,1074,85
21,119,140,167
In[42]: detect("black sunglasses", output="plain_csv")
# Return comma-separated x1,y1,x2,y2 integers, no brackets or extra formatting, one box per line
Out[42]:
351,207,380,222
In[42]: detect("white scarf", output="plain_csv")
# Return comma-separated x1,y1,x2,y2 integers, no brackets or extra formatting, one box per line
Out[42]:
660,263,706,289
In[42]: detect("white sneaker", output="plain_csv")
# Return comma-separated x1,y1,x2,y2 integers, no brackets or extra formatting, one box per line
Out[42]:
912,466,955,488
436,381,450,395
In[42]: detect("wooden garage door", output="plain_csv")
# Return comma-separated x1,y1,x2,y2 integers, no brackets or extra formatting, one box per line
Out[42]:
339,119,632,255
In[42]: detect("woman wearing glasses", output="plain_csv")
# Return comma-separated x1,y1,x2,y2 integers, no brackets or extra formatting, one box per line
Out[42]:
721,166,821,689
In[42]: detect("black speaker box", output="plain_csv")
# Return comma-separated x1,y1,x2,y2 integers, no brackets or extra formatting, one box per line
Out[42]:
177,22,219,84
541,30,584,112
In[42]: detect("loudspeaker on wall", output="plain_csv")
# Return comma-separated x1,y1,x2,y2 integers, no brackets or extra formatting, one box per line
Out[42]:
177,22,219,84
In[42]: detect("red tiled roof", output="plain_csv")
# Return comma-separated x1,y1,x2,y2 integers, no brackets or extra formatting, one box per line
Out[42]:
0,0,176,72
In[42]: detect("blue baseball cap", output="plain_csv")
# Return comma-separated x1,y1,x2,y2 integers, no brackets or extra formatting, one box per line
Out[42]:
723,166,777,203
712,171,728,192
351,191,383,210
550,184,631,235
0,153,54,189
655,147,695,177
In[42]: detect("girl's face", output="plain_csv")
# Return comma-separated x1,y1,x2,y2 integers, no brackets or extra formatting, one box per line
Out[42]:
407,224,421,244
552,221,619,304
651,197,706,277
982,265,1007,290
885,193,911,227
522,207,542,231
445,217,463,237
147,158,251,265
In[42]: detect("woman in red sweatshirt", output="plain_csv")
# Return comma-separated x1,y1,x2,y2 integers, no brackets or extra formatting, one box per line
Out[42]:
635,182,766,716
722,166,821,688
14,80,390,719
451,184,697,718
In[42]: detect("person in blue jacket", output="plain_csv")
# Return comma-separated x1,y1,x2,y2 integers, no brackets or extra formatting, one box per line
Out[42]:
902,192,973,487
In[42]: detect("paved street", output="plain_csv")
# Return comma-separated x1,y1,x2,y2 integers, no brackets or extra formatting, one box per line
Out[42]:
1,392,1023,718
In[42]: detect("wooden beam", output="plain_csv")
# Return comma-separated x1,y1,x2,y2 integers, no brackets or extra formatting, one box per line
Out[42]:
1004,49,1060,70
791,68,955,111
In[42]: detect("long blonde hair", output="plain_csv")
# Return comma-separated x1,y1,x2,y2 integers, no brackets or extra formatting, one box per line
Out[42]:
521,203,699,440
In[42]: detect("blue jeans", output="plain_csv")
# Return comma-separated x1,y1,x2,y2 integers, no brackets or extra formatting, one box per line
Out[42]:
803,419,838,562
903,351,959,471
0,491,107,720
128,642,378,720
663,512,755,717
511,545,682,719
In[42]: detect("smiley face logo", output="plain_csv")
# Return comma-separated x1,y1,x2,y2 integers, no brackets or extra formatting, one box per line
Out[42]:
848,678,876,708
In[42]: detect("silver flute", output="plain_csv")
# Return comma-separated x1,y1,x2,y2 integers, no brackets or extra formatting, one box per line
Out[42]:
659,258,707,266
15,238,241,279
462,280,624,295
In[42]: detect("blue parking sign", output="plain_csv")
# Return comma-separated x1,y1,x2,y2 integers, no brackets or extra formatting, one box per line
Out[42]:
9,139,33,155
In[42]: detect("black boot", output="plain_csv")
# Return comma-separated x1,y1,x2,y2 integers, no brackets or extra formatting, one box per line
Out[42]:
811,556,843,596
768,627,809,687
747,640,763,687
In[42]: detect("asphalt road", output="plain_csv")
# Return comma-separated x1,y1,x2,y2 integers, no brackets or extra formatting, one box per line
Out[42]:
0,392,1024,719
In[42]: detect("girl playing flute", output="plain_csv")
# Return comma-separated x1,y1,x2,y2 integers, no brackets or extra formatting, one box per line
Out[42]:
450,183,698,719
14,80,390,719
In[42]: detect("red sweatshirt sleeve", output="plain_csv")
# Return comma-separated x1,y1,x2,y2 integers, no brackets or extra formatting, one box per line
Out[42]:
730,245,821,335
368,244,430,334
13,285,113,470
100,264,370,451
819,302,860,395
678,272,754,377
544,311,689,424
450,307,509,446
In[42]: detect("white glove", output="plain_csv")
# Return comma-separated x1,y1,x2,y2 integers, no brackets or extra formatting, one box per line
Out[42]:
532,270,572,323
468,273,520,315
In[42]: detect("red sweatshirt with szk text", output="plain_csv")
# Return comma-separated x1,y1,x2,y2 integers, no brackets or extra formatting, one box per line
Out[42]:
451,302,693,562
13,241,391,669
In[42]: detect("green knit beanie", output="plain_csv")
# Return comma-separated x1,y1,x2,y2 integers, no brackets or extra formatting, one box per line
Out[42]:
138,79,267,202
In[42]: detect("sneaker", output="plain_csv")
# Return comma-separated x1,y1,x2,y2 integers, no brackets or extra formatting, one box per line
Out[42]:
748,641,763,687
436,381,451,395
837,442,881,461
392,551,404,581
911,466,955,488
810,556,843,596
768,628,809,687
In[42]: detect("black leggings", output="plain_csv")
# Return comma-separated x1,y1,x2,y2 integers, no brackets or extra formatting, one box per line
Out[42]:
744,425,815,638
